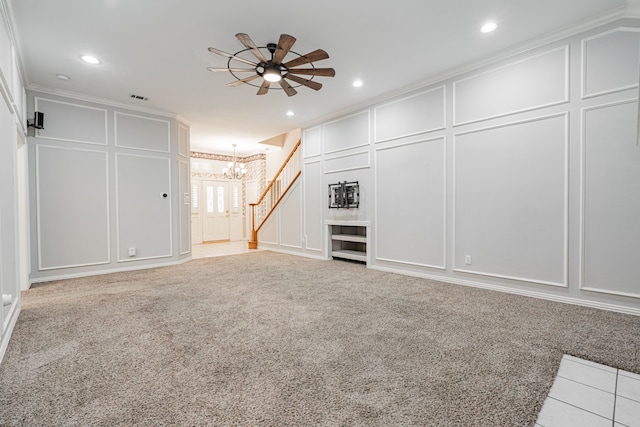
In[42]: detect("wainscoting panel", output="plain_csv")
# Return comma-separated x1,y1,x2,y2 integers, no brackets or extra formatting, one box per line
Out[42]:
582,100,640,298
0,88,13,331
260,212,279,245
324,150,370,174
34,97,107,145
115,112,171,153
303,126,322,158
453,114,567,286
324,110,370,154
116,154,172,261
0,15,10,82
179,159,190,255
303,161,323,252
375,138,446,268
178,123,189,157
36,146,110,270
279,181,302,249
582,28,640,98
453,46,568,125
374,86,446,142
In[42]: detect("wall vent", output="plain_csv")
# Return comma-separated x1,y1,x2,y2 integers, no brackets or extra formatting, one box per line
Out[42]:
130,94,149,101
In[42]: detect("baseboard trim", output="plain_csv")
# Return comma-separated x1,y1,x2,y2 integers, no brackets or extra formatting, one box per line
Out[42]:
0,297,21,365
259,245,328,261
29,256,192,286
369,265,640,317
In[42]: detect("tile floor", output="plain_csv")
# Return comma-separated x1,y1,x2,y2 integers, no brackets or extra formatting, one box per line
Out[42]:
191,240,264,259
192,245,640,426
536,354,640,427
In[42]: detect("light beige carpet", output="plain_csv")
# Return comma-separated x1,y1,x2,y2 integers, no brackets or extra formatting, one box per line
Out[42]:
1,251,639,426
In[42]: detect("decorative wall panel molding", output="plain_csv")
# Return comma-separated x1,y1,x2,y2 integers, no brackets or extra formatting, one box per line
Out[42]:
374,86,446,143
374,137,446,268
582,28,640,98
303,160,323,252
178,123,189,157
0,15,10,84
581,100,640,298
453,114,568,286
260,212,279,245
278,181,303,249
179,159,191,255
453,46,568,125
324,150,370,174
11,51,23,120
295,18,640,312
114,112,171,153
303,126,322,158
36,145,110,270
324,110,370,154
0,31,24,118
115,153,172,262
34,97,108,145
0,71,13,113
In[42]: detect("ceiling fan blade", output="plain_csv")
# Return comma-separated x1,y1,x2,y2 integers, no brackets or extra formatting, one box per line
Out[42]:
288,68,336,77
285,74,322,91
278,79,297,97
236,33,268,63
208,47,256,66
227,74,261,87
257,80,270,95
283,49,329,68
207,67,255,72
273,34,296,64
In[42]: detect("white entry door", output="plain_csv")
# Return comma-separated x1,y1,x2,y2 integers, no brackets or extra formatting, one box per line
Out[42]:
202,180,230,241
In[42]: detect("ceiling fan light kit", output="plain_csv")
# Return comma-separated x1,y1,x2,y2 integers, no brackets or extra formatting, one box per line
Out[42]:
207,33,335,96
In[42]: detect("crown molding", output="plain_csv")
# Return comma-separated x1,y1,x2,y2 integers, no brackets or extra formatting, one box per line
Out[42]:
626,4,640,17
27,83,180,119
301,8,632,131
176,115,192,127
1,0,27,87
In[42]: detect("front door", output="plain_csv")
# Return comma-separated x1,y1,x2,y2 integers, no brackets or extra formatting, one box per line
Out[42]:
202,180,230,241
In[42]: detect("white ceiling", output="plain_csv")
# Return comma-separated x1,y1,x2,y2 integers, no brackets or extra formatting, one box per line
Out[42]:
9,0,635,155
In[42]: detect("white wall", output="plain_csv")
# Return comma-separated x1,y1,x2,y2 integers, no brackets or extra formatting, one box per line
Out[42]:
269,18,640,314
27,91,191,283
265,128,301,181
0,0,25,362
256,128,306,251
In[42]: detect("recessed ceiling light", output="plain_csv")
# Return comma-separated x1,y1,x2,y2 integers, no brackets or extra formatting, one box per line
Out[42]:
352,80,363,88
80,55,101,65
286,111,294,116
56,74,71,81
481,22,498,33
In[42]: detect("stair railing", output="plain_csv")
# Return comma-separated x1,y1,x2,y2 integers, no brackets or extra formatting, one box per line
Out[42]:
248,139,302,249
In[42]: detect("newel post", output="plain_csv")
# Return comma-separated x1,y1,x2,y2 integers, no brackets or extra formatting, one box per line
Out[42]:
248,203,258,249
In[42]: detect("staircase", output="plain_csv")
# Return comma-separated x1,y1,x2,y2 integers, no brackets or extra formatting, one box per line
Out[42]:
248,139,301,249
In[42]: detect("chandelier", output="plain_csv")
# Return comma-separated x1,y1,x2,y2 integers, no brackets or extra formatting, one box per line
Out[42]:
222,144,247,179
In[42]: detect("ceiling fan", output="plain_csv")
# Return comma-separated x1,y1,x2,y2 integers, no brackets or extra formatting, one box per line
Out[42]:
207,33,335,96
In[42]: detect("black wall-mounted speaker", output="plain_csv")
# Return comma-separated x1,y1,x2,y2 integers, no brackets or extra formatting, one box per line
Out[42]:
34,111,44,129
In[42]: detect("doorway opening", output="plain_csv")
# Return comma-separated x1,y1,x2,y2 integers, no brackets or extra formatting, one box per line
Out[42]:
191,179,243,244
